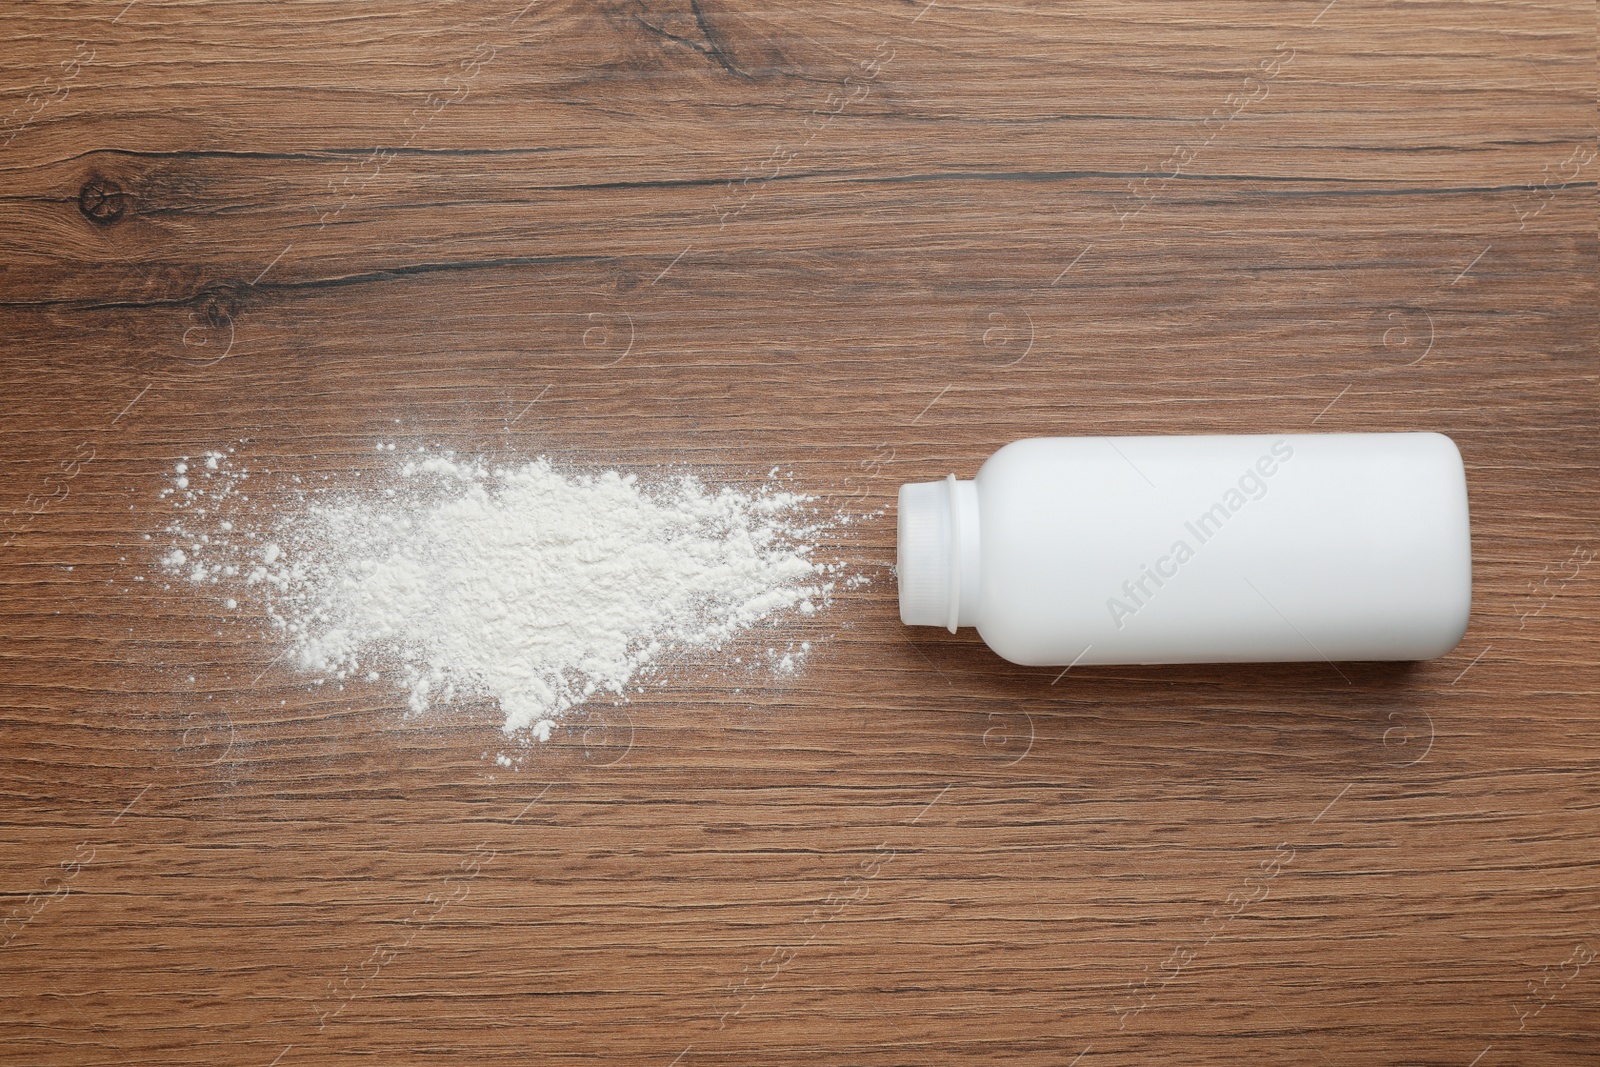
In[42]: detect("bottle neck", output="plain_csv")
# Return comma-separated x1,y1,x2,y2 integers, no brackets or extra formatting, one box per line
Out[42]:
897,476,981,632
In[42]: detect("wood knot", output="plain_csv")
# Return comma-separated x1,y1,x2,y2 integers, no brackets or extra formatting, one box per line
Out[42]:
78,175,129,225
176,284,247,365
196,286,242,328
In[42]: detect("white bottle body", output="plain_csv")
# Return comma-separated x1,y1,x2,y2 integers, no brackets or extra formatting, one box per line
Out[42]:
897,433,1472,666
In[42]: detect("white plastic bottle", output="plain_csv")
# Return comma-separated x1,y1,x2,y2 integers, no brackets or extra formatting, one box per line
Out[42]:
897,432,1471,665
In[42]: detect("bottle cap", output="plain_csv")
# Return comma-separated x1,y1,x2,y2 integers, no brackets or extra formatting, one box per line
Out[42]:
897,475,981,632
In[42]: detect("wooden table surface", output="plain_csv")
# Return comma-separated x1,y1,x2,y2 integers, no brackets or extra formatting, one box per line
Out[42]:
2,1,1595,1064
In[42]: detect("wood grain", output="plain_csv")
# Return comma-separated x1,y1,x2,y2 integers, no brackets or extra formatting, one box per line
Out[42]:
1,1,1596,1064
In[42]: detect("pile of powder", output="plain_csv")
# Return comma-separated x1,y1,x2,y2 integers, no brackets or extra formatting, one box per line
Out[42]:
156,447,845,740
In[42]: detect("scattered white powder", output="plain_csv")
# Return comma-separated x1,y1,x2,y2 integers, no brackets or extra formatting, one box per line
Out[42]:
158,447,845,741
